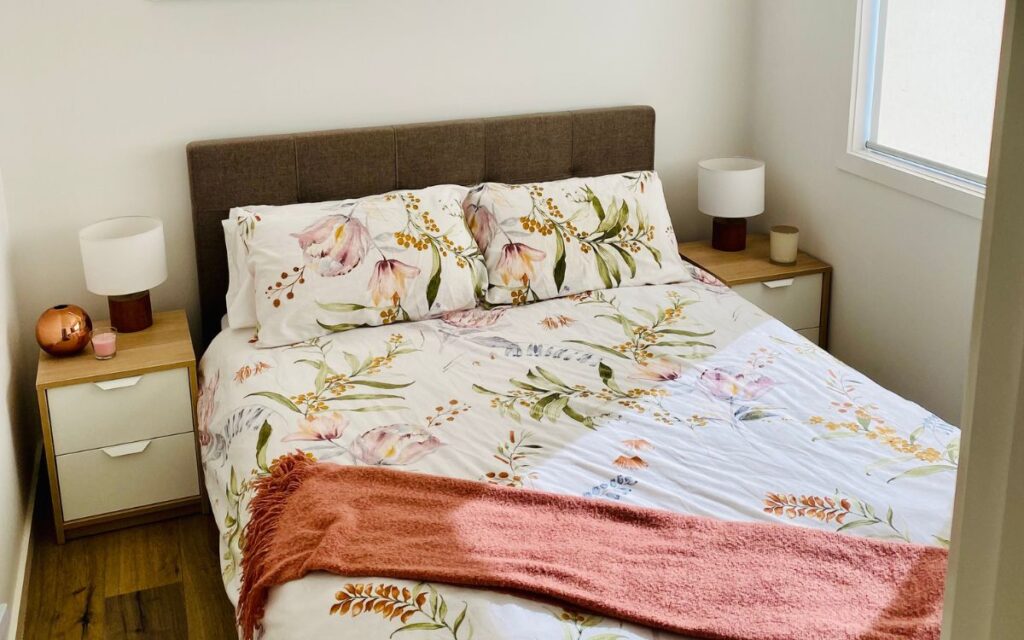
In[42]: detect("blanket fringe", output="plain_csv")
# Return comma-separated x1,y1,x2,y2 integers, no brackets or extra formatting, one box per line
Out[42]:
237,451,319,640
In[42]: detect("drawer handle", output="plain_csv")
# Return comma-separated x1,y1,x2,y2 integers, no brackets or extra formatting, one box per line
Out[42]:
94,376,142,391
762,278,795,289
101,440,151,458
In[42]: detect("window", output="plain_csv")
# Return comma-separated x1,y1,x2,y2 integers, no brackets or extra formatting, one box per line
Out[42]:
843,0,1006,216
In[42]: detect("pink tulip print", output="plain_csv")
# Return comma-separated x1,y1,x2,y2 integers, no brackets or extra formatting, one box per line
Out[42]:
283,412,349,443
293,216,370,277
351,424,443,466
369,259,421,307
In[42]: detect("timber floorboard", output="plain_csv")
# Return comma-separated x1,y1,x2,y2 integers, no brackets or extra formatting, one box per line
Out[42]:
23,475,237,639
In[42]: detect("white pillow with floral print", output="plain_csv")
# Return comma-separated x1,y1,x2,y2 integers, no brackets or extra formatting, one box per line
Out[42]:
224,199,356,329
246,185,486,347
463,171,689,305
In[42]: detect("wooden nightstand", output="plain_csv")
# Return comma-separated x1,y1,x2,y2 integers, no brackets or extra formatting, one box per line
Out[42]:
679,234,832,349
35,310,205,543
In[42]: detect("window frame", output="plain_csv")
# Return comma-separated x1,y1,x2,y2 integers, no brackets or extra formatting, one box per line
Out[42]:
839,0,987,219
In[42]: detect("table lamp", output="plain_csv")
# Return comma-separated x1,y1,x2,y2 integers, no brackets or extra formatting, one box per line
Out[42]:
697,157,765,251
79,216,167,332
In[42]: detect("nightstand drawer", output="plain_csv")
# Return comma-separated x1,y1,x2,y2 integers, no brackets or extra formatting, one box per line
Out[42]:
732,273,823,330
47,367,193,455
56,432,199,522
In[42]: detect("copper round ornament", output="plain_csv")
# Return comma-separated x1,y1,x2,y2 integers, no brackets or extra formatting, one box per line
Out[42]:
35,304,93,356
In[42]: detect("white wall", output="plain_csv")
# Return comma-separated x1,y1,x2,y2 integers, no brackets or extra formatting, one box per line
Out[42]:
0,172,29,635
749,1,980,422
0,0,755,382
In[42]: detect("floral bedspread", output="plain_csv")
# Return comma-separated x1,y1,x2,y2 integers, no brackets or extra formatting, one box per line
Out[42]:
198,267,958,640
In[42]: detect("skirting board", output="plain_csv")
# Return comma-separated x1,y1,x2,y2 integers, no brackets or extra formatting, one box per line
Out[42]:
7,441,41,640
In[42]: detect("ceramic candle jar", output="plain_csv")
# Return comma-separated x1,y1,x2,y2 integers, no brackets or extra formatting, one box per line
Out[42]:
770,226,799,265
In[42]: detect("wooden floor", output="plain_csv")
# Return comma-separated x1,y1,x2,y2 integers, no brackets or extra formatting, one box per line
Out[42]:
23,477,237,639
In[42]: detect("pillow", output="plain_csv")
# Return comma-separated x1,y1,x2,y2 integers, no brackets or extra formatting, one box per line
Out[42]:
463,171,688,304
223,199,356,329
245,185,486,347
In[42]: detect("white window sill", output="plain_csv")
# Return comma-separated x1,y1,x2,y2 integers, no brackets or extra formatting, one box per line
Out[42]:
837,149,984,220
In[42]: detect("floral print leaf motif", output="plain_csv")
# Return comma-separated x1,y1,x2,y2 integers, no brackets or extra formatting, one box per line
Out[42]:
248,334,415,419
331,583,470,639
566,289,715,365
474,361,663,430
624,171,651,193
203,405,271,468
265,266,308,308
392,192,482,311
222,421,281,581
222,465,248,581
494,179,663,297
553,608,626,640
553,228,567,292
255,420,273,473
762,492,912,543
809,371,959,482
308,193,484,329
426,244,442,309
482,430,542,487
424,400,470,428
235,208,261,251
578,185,660,271
248,390,302,414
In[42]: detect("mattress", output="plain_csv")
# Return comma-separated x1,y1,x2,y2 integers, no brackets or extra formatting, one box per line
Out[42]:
198,267,958,639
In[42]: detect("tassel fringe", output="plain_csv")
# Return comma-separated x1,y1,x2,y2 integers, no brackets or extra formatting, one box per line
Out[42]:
236,451,319,640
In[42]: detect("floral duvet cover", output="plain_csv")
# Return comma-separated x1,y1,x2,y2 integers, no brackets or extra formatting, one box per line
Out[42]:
198,268,958,640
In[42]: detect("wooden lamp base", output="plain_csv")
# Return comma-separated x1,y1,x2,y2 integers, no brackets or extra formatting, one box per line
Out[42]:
108,291,153,333
711,217,747,252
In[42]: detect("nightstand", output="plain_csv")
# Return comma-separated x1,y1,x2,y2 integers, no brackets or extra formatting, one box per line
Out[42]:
679,234,832,349
35,310,205,543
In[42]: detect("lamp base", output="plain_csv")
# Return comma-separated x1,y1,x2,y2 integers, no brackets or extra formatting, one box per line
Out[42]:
108,291,153,333
711,217,747,251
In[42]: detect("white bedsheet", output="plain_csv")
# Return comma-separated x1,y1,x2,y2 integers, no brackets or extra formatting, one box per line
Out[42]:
199,268,957,639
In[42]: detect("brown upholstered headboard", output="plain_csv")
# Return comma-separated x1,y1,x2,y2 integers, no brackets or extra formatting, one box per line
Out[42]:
187,105,656,349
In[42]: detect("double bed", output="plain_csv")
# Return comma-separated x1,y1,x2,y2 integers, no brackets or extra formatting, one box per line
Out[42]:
188,107,957,639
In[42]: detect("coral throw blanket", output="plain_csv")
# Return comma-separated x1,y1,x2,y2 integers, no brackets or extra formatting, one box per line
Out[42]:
238,453,947,640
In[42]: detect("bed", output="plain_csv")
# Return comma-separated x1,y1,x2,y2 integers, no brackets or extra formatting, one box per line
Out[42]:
187,107,958,639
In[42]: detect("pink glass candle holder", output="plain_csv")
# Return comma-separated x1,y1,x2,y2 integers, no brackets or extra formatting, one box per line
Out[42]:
91,327,118,360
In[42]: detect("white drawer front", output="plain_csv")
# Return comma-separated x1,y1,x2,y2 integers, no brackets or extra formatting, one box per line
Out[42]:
57,432,199,522
796,327,820,345
47,367,193,455
732,273,823,331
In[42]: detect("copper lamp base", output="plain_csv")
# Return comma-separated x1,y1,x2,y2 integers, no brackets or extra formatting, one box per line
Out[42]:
711,217,747,252
108,291,153,333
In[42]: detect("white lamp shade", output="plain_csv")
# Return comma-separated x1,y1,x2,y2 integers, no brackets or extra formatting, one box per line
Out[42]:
79,217,168,296
697,157,765,218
